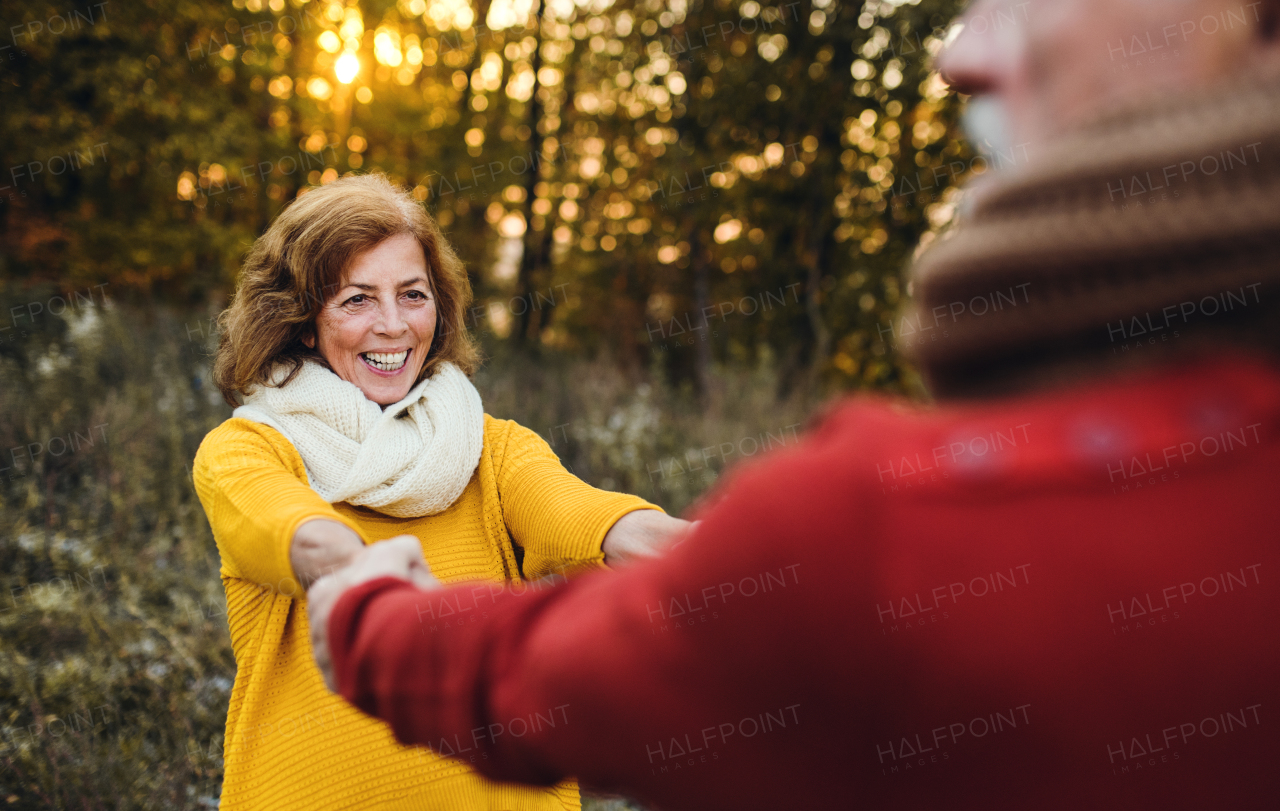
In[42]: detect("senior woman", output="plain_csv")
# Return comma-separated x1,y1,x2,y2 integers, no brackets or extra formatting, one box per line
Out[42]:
193,173,687,810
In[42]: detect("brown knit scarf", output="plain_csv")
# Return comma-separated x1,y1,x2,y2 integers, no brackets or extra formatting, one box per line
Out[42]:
902,75,1280,397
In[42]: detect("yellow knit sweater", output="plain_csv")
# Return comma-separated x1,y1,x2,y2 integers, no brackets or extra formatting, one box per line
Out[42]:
193,414,657,810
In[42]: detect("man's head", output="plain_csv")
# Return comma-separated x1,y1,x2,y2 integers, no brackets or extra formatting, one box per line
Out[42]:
939,0,1280,155
904,0,1280,397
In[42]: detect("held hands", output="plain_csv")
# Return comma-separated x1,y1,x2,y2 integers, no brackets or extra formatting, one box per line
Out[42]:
307,535,441,692
307,512,693,690
601,510,697,567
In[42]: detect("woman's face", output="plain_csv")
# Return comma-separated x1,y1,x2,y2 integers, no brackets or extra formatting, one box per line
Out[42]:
305,232,437,406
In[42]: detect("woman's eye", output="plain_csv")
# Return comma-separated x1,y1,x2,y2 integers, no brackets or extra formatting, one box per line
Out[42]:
344,295,366,306
406,290,429,301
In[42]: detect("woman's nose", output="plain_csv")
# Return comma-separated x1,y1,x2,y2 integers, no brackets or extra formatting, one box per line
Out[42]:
374,299,408,335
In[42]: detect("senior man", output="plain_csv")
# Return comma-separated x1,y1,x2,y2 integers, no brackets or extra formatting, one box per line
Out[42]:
307,1,1280,808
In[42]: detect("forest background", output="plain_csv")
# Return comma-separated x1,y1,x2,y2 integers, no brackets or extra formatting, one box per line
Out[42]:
0,0,977,806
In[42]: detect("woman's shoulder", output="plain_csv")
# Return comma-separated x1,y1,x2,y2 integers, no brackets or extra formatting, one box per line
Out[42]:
481,414,556,469
201,416,295,448
194,417,302,472
482,413,552,443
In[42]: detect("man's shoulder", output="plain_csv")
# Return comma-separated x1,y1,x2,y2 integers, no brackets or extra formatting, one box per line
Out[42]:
717,355,1280,510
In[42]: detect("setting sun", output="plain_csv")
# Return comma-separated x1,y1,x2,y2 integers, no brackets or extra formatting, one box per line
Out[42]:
335,52,360,84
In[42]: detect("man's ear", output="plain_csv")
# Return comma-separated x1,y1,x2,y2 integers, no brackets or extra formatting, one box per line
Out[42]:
1260,0,1280,41
1249,0,1280,74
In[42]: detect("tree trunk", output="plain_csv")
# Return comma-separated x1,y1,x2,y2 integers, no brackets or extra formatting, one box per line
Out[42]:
672,13,712,399
456,0,494,118
690,229,713,400
513,1,546,345
803,206,833,378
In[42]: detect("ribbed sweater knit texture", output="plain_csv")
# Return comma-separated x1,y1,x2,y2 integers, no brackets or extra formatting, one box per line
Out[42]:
193,414,657,810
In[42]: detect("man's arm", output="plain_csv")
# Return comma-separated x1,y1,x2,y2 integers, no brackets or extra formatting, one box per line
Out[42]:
310,454,830,811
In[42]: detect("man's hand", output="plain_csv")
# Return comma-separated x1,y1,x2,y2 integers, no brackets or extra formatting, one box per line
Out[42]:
601,510,696,567
307,535,441,692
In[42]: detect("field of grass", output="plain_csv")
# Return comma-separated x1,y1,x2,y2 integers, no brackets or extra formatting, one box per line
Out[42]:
0,298,829,809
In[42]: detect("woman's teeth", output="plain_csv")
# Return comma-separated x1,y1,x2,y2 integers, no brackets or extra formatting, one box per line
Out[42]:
362,350,408,371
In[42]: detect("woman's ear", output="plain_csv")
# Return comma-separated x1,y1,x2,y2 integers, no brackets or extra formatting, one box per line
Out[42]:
302,330,316,349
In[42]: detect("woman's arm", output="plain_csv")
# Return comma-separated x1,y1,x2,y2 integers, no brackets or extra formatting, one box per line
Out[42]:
601,509,693,566
489,418,684,577
290,519,366,588
194,419,368,594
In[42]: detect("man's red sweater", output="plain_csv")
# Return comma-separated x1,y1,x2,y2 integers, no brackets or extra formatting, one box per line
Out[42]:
328,356,1280,810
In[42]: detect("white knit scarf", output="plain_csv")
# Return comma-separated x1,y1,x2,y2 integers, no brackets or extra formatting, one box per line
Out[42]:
233,361,484,518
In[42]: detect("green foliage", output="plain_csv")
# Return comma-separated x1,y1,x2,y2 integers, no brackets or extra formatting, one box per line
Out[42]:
1,0,968,391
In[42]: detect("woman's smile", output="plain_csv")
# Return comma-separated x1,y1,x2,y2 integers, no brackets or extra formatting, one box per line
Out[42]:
360,348,411,374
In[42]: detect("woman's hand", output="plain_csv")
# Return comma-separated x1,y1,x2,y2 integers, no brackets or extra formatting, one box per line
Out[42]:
601,510,695,567
307,534,441,691
290,519,367,590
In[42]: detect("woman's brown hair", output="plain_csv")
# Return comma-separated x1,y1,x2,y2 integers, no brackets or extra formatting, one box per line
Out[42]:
213,173,479,406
